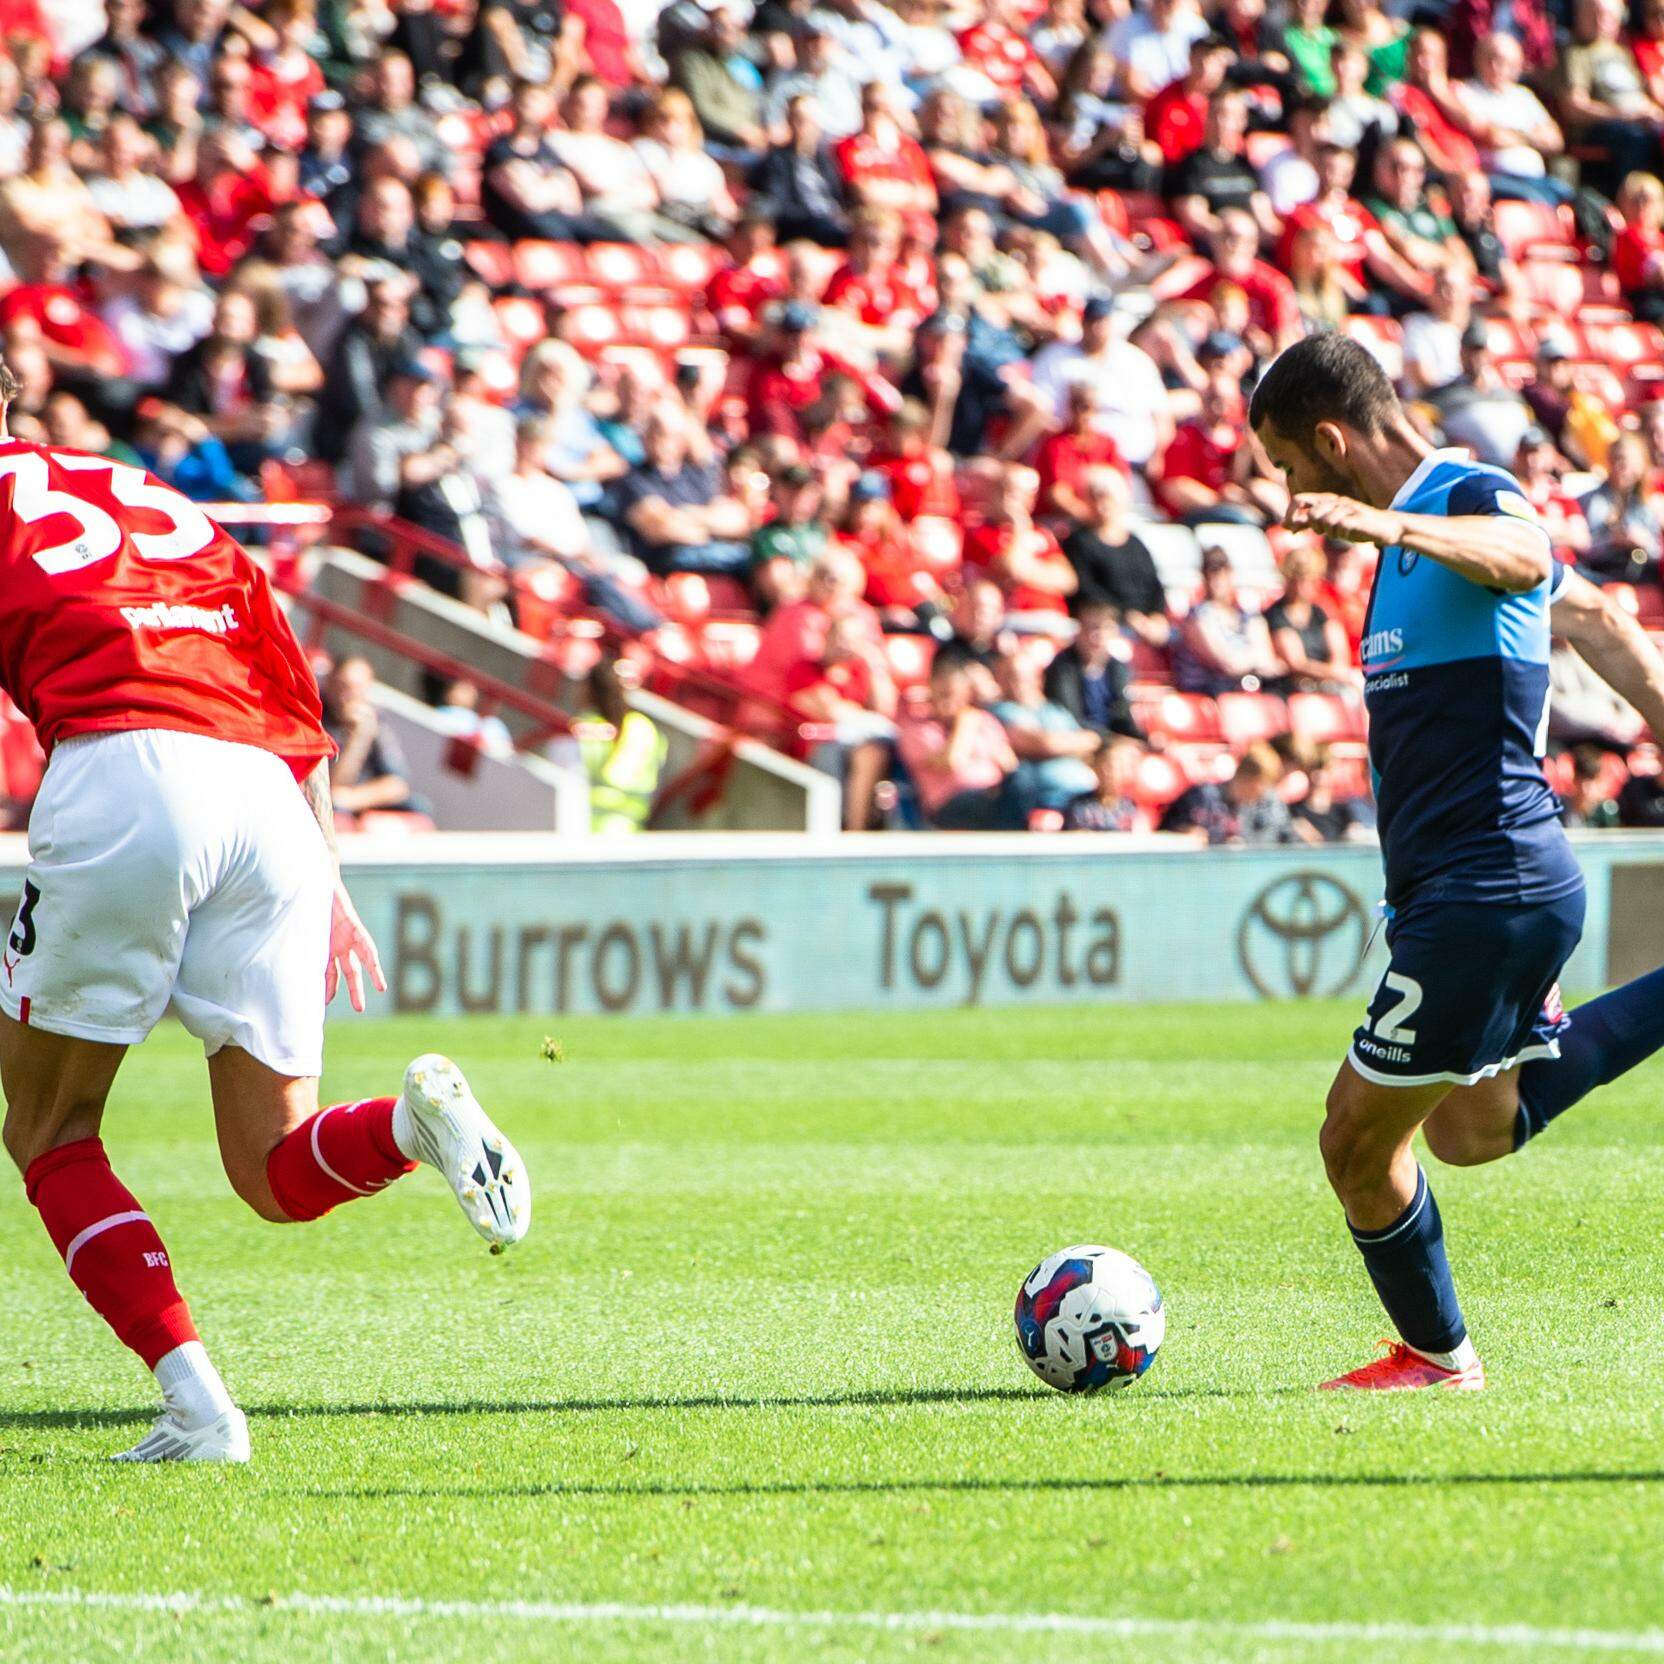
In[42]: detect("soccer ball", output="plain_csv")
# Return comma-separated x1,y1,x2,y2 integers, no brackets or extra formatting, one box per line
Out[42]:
1014,1245,1165,1393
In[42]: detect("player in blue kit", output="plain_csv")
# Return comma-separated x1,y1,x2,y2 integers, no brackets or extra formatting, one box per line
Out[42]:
1250,334,1664,1389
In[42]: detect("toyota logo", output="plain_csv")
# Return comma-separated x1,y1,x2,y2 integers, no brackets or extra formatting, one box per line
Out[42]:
1237,872,1370,1000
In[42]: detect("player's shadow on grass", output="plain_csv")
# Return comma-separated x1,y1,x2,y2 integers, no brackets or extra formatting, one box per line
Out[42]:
0,1382,1246,1434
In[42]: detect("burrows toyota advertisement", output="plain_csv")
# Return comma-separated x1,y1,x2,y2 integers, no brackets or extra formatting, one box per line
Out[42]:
325,846,1460,1019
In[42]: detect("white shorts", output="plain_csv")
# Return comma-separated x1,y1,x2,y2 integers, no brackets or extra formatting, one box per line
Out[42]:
0,729,333,1076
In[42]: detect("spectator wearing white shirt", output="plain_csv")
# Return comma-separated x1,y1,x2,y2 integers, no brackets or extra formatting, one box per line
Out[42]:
1399,260,1473,397
489,417,595,569
1106,0,1210,100
84,114,184,236
763,19,866,140
1025,296,1173,469
98,242,214,389
1457,32,1569,204
1259,95,1331,218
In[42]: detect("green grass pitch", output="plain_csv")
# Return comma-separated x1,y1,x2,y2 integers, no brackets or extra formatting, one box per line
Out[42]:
3,1002,1664,1663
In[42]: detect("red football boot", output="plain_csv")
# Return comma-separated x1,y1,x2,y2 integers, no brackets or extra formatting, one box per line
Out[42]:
1320,1340,1486,1391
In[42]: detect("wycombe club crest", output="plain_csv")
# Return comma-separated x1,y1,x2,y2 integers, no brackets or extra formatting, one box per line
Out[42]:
1237,872,1370,999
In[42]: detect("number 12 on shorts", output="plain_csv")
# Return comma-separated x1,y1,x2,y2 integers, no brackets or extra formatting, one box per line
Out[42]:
1371,971,1423,1045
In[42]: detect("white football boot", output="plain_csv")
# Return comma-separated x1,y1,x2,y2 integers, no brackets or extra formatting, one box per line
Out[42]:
112,1407,250,1464
393,1054,531,1252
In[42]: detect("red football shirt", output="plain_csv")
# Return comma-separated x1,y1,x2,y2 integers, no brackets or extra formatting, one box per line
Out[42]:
822,259,930,329
0,440,330,773
1034,428,1128,517
956,21,1035,94
962,522,1072,615
1179,259,1301,342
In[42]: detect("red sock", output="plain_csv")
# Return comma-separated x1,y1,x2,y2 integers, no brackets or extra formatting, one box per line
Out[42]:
25,1139,199,1369
265,1097,413,1222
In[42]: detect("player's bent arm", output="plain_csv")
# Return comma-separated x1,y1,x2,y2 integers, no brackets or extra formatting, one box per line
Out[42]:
1287,494,1550,592
1391,512,1552,593
1551,567,1664,738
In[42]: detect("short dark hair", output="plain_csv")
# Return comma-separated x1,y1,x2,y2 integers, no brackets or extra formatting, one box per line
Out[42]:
0,356,19,405
1248,332,1399,444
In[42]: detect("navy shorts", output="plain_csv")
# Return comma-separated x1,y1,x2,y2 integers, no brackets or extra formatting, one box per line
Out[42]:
1349,888,1586,1088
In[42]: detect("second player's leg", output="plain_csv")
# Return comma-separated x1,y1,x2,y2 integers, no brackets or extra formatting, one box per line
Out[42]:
1320,1060,1449,1230
1421,1072,1521,1168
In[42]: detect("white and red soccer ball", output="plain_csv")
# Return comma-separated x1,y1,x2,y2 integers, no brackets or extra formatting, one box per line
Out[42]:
1015,1245,1165,1393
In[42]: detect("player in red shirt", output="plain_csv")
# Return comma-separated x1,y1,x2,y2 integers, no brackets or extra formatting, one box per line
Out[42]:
0,364,530,1463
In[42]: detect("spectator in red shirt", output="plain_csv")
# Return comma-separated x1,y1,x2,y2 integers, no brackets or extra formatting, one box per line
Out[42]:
895,651,1024,830
1515,425,1592,559
1146,39,1236,165
748,546,883,701
784,612,899,830
747,301,881,445
1390,29,1485,180
834,81,937,221
705,212,786,344
1616,171,1664,323
838,470,952,629
1180,209,1303,359
870,400,963,523
822,208,931,350
963,463,1080,629
958,0,1057,104
247,0,324,155
561,0,638,88
0,232,130,387
1034,380,1129,528
176,128,275,279
1154,341,1286,525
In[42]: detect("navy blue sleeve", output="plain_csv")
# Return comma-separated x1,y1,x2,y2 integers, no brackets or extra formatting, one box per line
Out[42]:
1443,469,1553,548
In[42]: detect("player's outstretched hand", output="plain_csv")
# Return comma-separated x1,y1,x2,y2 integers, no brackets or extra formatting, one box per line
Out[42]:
1285,492,1400,547
326,878,387,1014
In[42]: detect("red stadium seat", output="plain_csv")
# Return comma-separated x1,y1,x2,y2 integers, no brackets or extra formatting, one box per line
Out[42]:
585,243,662,290
1288,691,1366,747
1343,315,1403,383
1133,751,1187,808
1126,637,1172,683
513,565,584,640
648,621,702,668
563,304,624,352
492,296,548,352
514,240,589,292
622,306,693,350
1493,199,1574,260
1170,742,1235,785
1521,260,1583,316
663,572,714,622
1136,690,1222,744
1216,692,1290,749
658,243,726,293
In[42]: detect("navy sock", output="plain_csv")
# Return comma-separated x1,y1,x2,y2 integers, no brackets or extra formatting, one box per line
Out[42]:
1515,966,1664,1148
1348,1168,1467,1355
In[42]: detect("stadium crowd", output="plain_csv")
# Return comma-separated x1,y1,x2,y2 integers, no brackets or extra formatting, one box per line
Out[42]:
3,0,1664,833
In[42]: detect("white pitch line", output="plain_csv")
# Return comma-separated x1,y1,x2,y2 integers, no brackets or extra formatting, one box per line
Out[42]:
1,1588,1663,1653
